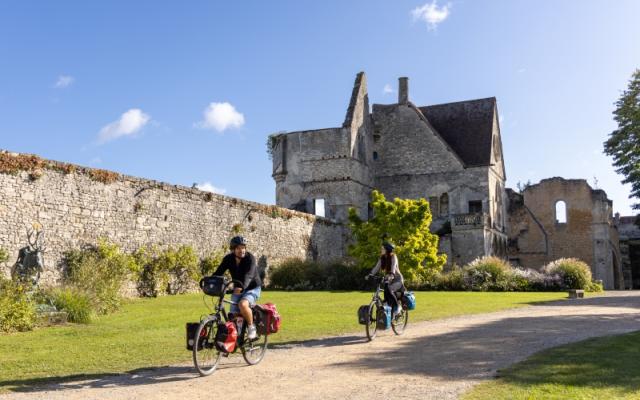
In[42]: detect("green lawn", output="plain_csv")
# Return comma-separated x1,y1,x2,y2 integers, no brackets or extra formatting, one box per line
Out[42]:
464,331,640,400
0,291,566,391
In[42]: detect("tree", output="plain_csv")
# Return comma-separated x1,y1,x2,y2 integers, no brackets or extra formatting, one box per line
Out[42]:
347,190,447,282
604,69,640,209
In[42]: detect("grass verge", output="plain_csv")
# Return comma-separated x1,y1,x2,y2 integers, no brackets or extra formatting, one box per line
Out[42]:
464,330,640,400
0,291,566,391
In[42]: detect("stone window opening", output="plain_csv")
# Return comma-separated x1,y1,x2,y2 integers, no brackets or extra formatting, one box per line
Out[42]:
314,199,325,218
468,200,482,214
373,151,378,160
555,200,567,224
440,193,449,217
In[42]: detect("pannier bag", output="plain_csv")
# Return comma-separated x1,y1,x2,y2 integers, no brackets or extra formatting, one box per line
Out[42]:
215,321,238,353
200,276,226,297
255,303,282,335
357,305,369,325
403,291,416,310
377,305,392,330
186,322,200,351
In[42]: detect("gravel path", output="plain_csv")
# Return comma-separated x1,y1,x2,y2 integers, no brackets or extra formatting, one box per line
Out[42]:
3,292,640,400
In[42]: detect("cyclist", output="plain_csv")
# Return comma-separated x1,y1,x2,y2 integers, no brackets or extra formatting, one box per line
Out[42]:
212,236,262,340
368,242,404,317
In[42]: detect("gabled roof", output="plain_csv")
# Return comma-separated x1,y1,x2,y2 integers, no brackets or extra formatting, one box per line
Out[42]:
419,97,496,167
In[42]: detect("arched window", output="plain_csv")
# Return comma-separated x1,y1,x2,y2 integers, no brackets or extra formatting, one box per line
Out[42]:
555,200,567,224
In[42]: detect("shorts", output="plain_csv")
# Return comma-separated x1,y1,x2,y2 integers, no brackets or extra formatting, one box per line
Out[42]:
230,286,261,314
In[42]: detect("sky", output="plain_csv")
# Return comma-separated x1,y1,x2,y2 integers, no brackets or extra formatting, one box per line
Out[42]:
1,1,639,214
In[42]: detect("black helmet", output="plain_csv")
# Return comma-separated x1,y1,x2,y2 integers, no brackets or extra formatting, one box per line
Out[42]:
230,236,248,249
382,241,395,253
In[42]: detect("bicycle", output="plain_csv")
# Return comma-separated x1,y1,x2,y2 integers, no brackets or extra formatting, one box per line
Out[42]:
364,274,409,341
192,276,268,376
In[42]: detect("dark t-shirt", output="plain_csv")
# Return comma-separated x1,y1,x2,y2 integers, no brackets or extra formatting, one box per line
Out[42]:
213,252,262,290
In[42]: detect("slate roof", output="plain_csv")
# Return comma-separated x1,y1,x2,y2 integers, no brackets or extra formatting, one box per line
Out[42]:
419,97,497,167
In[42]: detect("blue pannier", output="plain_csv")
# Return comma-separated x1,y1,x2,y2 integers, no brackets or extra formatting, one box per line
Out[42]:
403,291,416,310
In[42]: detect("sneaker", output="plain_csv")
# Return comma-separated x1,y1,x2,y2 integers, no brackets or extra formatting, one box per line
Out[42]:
247,324,257,340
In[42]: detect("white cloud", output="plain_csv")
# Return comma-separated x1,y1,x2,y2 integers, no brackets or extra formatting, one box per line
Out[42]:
196,102,245,132
383,84,394,94
98,108,151,144
412,1,451,30
196,182,226,195
54,75,74,89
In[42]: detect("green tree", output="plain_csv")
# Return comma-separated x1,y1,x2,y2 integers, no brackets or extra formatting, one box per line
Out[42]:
348,190,446,282
604,69,640,209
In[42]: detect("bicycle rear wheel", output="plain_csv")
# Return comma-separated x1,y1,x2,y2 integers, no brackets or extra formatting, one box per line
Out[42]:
365,301,378,341
193,316,222,376
392,308,408,335
241,330,268,365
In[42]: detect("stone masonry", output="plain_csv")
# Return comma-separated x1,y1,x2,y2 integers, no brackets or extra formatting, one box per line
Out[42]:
0,153,347,286
507,178,623,289
272,72,508,266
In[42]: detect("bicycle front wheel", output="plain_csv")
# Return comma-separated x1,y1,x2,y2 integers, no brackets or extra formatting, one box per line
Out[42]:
392,309,409,335
241,328,269,365
193,316,222,376
365,301,378,341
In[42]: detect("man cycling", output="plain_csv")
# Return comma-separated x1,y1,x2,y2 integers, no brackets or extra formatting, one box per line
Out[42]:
213,236,262,340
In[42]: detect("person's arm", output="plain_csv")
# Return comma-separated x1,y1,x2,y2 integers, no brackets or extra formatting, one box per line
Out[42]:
370,258,381,275
212,256,228,277
392,255,403,281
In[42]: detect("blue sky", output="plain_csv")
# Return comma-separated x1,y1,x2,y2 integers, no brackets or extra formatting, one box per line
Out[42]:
1,1,639,214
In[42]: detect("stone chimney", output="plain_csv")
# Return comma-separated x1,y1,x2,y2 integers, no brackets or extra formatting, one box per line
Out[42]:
398,77,409,104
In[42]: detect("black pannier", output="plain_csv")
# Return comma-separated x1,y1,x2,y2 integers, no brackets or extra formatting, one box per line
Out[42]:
357,305,369,325
199,276,226,297
186,322,201,350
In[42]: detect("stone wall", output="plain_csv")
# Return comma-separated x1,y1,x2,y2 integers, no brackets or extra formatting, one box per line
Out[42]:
0,152,347,285
507,178,623,289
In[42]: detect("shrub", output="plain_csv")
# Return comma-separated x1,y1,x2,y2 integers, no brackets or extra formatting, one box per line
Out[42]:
63,240,138,314
269,258,368,291
543,258,592,290
0,276,36,333
134,245,200,297
200,250,225,278
48,287,94,324
463,256,513,291
0,247,9,264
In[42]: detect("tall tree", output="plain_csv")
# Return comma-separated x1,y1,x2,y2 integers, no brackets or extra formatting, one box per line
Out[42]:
348,190,446,282
604,69,640,209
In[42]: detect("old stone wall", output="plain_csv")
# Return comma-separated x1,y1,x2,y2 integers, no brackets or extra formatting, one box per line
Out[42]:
0,154,347,285
507,178,622,289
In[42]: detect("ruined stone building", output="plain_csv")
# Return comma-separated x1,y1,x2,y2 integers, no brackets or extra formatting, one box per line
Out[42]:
271,72,508,266
507,178,623,290
617,216,640,289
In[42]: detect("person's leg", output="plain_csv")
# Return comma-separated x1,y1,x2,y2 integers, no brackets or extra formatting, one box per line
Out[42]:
239,299,253,325
384,285,398,313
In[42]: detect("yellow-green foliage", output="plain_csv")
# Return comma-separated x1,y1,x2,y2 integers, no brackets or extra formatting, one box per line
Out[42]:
348,190,446,281
0,248,8,264
200,250,225,278
63,239,138,315
0,276,36,333
543,258,592,290
134,245,200,297
47,287,95,324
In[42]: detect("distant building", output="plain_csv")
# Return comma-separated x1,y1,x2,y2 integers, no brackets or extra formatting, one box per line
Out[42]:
271,72,508,266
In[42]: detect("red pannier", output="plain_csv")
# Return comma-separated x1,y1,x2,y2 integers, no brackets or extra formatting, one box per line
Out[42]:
214,321,238,353
255,303,281,335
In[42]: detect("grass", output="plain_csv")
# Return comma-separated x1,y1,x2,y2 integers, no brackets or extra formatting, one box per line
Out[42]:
464,330,640,400
0,291,566,392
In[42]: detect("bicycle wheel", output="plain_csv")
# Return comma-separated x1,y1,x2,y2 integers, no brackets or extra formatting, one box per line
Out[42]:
193,316,222,376
392,308,409,335
365,301,378,341
241,326,269,365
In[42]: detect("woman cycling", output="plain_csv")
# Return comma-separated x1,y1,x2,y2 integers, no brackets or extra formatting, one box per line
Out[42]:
369,242,404,316
212,236,262,340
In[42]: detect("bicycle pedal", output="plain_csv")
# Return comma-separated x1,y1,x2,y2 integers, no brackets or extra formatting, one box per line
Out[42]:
222,352,230,358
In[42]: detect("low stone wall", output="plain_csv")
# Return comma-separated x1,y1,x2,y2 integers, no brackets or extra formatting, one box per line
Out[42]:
0,151,348,285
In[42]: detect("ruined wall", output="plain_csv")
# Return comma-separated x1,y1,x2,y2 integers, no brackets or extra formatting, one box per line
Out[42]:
507,178,622,289
0,153,348,285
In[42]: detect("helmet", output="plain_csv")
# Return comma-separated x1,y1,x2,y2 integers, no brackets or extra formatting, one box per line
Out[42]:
382,242,395,253
230,236,248,249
